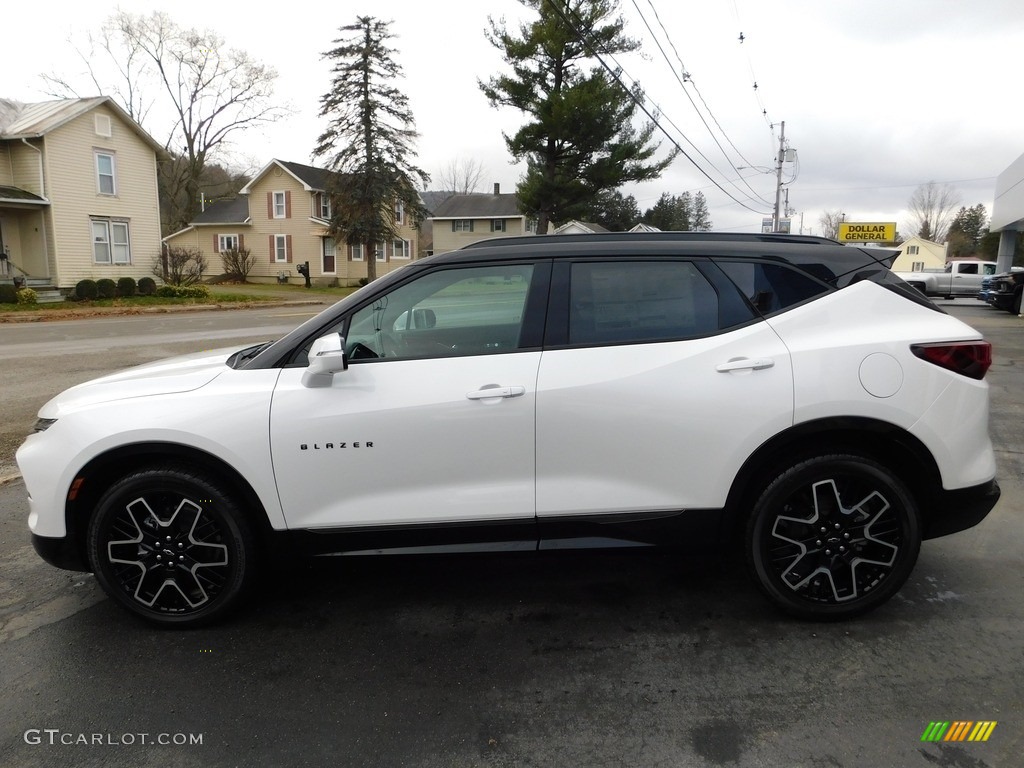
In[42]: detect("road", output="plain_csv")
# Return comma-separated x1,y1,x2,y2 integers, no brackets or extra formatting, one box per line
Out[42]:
0,300,1021,767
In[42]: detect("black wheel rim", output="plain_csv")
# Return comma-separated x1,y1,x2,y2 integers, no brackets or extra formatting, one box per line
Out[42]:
763,475,905,605
103,491,231,615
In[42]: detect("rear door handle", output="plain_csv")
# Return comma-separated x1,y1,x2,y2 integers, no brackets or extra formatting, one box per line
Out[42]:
466,385,526,400
716,357,775,372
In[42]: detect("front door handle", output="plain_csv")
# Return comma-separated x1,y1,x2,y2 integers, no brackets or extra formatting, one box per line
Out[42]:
716,357,775,373
466,385,526,400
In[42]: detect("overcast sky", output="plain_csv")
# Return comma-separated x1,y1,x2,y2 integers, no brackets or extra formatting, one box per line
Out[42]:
5,0,1023,235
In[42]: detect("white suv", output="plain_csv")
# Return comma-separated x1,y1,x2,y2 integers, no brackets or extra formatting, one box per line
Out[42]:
17,233,1000,626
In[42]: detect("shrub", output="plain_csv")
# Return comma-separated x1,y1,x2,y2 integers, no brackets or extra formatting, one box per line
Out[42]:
155,284,211,299
0,284,17,304
137,276,157,296
117,277,137,297
96,278,118,299
220,248,256,282
75,279,98,300
358,277,370,287
16,287,38,304
153,247,207,286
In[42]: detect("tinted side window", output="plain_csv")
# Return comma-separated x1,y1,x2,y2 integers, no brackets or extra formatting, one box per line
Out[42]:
569,261,720,345
717,262,830,315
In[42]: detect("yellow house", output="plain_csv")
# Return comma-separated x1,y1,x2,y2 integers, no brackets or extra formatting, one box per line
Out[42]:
0,97,166,292
891,236,947,272
164,159,419,286
429,185,534,254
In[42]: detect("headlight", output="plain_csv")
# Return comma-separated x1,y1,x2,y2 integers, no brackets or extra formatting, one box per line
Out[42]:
32,418,57,433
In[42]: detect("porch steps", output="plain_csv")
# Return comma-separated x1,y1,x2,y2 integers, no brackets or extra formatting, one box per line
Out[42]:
2,278,65,304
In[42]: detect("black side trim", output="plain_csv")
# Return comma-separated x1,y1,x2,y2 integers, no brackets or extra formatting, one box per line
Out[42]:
922,479,1000,540
32,533,90,572
538,508,728,552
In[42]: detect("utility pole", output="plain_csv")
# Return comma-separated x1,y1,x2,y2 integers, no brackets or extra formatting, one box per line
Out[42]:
773,120,785,232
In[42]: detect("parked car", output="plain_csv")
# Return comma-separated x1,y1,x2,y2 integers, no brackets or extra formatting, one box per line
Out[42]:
17,233,1000,626
893,260,997,299
986,268,1024,313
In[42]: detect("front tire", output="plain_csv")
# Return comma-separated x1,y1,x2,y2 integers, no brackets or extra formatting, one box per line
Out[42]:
746,455,921,620
87,466,255,627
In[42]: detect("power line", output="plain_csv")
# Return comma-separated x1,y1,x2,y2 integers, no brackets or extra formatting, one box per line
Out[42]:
542,0,768,215
628,0,774,208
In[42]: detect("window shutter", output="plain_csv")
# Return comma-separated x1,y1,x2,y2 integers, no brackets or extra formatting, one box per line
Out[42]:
238,234,245,250
451,221,456,232
286,234,293,263
285,191,291,219
267,193,273,219
269,235,275,263
214,234,220,253
469,220,475,232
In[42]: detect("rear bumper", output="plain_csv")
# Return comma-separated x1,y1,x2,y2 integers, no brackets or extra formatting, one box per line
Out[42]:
32,533,90,572
922,479,1001,539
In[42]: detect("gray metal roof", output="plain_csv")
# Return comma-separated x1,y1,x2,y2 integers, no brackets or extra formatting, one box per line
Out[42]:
191,197,250,224
431,193,522,219
277,160,335,191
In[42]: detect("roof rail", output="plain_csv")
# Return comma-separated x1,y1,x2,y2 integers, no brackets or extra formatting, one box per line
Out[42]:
460,231,840,250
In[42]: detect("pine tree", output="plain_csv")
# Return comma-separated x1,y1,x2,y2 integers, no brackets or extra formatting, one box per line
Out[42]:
314,17,428,282
480,0,674,233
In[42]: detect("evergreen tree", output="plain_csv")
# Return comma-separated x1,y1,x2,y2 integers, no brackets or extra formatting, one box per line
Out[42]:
691,192,712,231
586,189,640,231
480,0,674,233
946,204,989,258
314,17,428,282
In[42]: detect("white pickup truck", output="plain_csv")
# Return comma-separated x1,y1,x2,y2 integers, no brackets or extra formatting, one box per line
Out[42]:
893,261,998,299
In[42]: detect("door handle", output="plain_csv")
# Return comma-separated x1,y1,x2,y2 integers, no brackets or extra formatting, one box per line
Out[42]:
466,385,526,400
716,357,775,373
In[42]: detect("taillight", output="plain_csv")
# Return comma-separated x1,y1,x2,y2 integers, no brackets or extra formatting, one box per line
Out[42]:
911,341,992,380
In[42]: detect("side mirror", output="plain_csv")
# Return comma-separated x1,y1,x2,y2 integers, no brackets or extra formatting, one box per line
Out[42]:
301,333,348,388
412,307,436,329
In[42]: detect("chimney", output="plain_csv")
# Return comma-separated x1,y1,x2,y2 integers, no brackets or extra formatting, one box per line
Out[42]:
494,183,500,195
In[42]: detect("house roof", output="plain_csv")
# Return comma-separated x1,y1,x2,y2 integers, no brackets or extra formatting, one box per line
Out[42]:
431,193,522,219
0,185,47,205
0,96,168,157
191,197,250,224
552,221,610,234
239,158,338,194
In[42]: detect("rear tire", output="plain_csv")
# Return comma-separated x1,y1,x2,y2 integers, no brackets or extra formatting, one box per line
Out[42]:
746,455,921,620
1012,290,1022,315
87,466,255,627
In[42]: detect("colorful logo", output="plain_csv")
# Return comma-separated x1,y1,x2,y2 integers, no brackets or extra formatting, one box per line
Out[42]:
921,721,997,742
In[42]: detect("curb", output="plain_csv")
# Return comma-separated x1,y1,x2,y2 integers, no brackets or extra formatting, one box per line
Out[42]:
0,472,21,486
0,299,326,324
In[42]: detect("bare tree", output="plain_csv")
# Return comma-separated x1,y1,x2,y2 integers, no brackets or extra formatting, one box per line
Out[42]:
819,209,845,240
906,181,961,243
436,158,487,196
42,11,287,235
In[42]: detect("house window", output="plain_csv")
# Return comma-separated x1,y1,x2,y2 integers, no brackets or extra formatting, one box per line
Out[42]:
452,220,474,232
491,219,506,232
219,234,239,252
274,234,288,262
273,192,286,218
912,261,925,271
392,238,410,259
94,115,112,138
375,242,387,262
317,192,331,219
526,219,536,232
95,151,116,195
908,245,919,255
351,244,363,261
92,219,130,264
395,201,404,225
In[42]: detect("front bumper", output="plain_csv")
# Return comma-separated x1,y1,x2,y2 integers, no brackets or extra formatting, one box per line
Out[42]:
922,479,1001,539
32,533,90,572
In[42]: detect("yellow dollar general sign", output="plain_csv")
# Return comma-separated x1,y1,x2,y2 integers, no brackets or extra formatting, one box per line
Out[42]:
837,222,897,242
921,721,997,742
